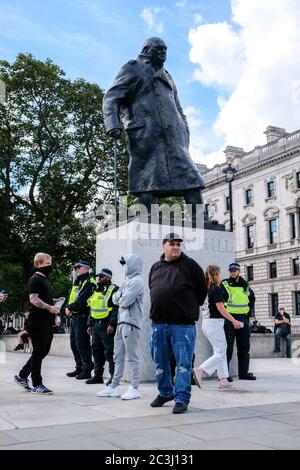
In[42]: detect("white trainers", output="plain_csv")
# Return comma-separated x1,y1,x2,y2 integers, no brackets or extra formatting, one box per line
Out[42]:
97,385,120,397
121,385,140,400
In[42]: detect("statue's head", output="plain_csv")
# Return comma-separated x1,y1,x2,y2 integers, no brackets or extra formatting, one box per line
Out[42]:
140,37,167,67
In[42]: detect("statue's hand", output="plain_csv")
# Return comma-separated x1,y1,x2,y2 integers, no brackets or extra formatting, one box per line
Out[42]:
108,128,121,139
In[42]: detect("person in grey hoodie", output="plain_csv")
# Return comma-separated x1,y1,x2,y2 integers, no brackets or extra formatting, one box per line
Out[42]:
97,253,144,400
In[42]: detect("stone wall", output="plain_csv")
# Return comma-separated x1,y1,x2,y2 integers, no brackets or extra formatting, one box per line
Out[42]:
4,332,297,365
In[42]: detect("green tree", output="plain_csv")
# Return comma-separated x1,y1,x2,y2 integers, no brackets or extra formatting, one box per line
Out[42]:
0,53,128,313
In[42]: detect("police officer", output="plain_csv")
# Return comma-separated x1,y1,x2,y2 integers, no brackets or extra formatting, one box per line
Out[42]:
66,261,97,380
85,268,118,385
221,262,256,381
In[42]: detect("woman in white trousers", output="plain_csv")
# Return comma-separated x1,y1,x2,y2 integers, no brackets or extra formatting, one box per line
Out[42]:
193,265,241,389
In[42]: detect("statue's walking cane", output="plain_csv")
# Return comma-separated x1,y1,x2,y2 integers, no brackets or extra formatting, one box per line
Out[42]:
113,138,117,214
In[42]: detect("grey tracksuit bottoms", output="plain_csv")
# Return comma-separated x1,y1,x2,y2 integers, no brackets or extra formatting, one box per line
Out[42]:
111,323,141,389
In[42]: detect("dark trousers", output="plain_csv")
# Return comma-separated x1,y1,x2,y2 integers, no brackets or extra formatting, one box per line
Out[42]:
70,314,93,372
275,328,292,357
19,321,53,387
92,322,115,379
224,317,250,377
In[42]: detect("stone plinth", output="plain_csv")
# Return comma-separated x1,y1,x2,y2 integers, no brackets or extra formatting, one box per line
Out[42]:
96,220,237,381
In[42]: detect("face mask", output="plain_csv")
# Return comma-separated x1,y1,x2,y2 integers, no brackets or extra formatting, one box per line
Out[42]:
122,265,128,275
37,265,52,276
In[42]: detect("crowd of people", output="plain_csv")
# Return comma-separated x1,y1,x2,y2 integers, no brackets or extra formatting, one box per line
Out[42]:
7,232,292,413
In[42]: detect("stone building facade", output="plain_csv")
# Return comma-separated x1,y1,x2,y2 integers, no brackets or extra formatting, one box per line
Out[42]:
200,126,300,329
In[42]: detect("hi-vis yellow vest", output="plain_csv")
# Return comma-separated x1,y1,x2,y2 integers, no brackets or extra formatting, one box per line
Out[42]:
68,277,97,305
87,284,116,319
222,280,250,315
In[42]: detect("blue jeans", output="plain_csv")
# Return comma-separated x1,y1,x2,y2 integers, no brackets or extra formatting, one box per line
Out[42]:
275,328,292,357
150,323,196,406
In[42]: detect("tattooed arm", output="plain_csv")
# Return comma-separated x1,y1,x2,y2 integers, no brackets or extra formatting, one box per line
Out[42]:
29,294,59,315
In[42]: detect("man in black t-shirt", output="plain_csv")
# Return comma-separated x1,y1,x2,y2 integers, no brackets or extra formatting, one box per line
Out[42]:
14,252,59,394
274,305,292,358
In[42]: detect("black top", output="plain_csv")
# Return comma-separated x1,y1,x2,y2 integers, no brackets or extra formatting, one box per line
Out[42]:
67,273,95,314
220,276,255,317
274,312,291,334
208,284,225,319
27,273,54,324
0,318,4,335
149,252,207,324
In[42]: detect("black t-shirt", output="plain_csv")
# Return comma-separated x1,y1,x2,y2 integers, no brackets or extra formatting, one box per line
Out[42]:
27,273,54,324
208,284,225,319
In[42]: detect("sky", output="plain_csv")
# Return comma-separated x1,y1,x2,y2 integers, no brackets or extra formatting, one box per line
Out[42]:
1,0,300,168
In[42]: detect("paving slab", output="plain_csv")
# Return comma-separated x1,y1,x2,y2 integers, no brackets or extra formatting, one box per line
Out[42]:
2,353,300,449
1,435,120,450
163,438,273,450
245,430,300,450
0,418,16,431
0,431,19,446
102,428,203,450
169,417,298,441
261,412,300,427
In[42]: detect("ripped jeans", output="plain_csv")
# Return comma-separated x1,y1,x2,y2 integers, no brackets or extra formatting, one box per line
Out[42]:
150,323,196,405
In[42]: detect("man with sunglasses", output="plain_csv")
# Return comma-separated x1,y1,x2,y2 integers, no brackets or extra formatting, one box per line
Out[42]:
274,305,292,358
86,269,119,385
65,261,97,380
221,262,256,381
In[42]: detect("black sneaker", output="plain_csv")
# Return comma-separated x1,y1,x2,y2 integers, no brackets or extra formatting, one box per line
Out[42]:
227,376,233,382
172,402,188,414
66,370,82,377
76,370,92,380
239,373,256,380
150,394,174,407
85,376,104,384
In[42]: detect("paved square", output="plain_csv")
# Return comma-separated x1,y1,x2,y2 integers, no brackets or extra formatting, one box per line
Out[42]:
1,352,300,449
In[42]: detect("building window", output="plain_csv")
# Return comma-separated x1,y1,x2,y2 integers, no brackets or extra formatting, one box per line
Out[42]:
295,292,300,315
290,214,296,240
267,181,276,198
293,258,300,276
246,225,254,248
247,265,254,281
226,196,230,211
205,204,210,216
297,171,300,189
270,293,278,317
245,189,253,205
269,261,277,278
269,219,278,245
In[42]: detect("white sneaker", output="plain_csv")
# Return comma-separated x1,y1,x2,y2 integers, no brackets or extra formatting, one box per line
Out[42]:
121,385,140,400
97,385,120,397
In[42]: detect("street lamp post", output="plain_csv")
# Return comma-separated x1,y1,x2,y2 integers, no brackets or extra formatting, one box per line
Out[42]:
222,162,237,232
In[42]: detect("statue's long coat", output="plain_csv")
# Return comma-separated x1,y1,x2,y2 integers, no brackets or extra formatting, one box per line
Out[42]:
103,56,204,194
